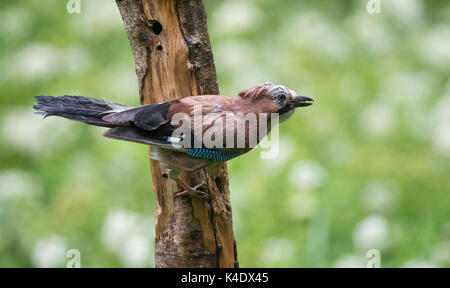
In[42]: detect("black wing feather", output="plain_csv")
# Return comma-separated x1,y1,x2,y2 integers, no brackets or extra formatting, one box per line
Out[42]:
132,101,173,131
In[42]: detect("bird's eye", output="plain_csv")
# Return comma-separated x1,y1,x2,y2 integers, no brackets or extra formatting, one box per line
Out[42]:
278,94,287,102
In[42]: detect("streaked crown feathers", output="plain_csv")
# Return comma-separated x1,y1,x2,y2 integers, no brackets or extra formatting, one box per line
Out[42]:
238,82,292,102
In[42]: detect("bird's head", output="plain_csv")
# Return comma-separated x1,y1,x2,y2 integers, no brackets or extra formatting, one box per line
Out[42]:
238,82,313,122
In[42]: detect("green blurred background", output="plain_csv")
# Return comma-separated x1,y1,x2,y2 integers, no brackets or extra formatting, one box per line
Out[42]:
0,0,449,267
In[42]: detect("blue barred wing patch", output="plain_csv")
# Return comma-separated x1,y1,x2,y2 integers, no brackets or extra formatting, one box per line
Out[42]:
186,148,242,162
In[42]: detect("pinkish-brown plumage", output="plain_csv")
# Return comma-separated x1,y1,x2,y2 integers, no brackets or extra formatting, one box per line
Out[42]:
34,82,313,197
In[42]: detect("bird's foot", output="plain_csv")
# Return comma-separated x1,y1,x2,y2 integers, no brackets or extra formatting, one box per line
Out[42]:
174,181,208,199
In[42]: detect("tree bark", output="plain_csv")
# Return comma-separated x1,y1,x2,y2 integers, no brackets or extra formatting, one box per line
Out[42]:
115,0,238,268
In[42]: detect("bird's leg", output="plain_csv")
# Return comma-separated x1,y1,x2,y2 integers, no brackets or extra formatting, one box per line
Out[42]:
174,179,208,199
164,169,209,199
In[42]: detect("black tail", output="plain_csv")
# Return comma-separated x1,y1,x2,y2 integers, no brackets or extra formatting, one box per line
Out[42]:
33,95,127,127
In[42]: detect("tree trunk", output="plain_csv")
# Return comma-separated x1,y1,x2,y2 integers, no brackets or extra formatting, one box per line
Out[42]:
115,0,238,268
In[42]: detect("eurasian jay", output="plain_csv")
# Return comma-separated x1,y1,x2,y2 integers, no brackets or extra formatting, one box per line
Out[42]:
34,83,313,198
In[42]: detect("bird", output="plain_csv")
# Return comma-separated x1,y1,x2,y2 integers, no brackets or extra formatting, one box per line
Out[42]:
33,82,313,198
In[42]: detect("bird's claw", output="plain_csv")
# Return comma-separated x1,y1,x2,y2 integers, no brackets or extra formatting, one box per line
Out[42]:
193,181,208,190
174,181,208,199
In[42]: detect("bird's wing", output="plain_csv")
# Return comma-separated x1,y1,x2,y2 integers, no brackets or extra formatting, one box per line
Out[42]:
101,101,172,129
102,100,183,150
102,95,248,160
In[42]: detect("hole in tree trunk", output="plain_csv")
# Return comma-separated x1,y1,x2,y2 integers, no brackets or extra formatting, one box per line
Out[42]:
152,21,163,35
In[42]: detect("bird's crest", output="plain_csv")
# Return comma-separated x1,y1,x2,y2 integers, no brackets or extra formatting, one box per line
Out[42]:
238,82,285,102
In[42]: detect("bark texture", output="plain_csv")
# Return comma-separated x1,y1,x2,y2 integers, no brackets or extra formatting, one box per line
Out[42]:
115,0,237,268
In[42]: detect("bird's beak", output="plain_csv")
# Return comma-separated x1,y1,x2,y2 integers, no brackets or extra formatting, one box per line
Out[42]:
290,95,314,107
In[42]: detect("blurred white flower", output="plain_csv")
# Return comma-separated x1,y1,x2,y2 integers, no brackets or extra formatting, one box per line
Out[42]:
289,160,326,190
351,12,392,54
378,71,435,138
259,237,294,265
353,215,389,250
431,241,450,265
385,0,423,26
0,7,31,38
418,25,450,68
361,180,395,212
0,170,41,201
8,43,91,81
31,235,67,268
102,209,153,267
360,102,395,137
212,1,261,35
284,11,349,60
1,108,78,156
14,43,60,80
382,72,431,104
261,137,294,173
214,40,273,89
429,88,450,156
332,254,365,268
119,234,151,268
76,0,123,36
401,259,437,268
432,124,450,156
321,139,353,166
102,209,138,251
105,68,139,102
288,192,317,220
214,41,253,70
